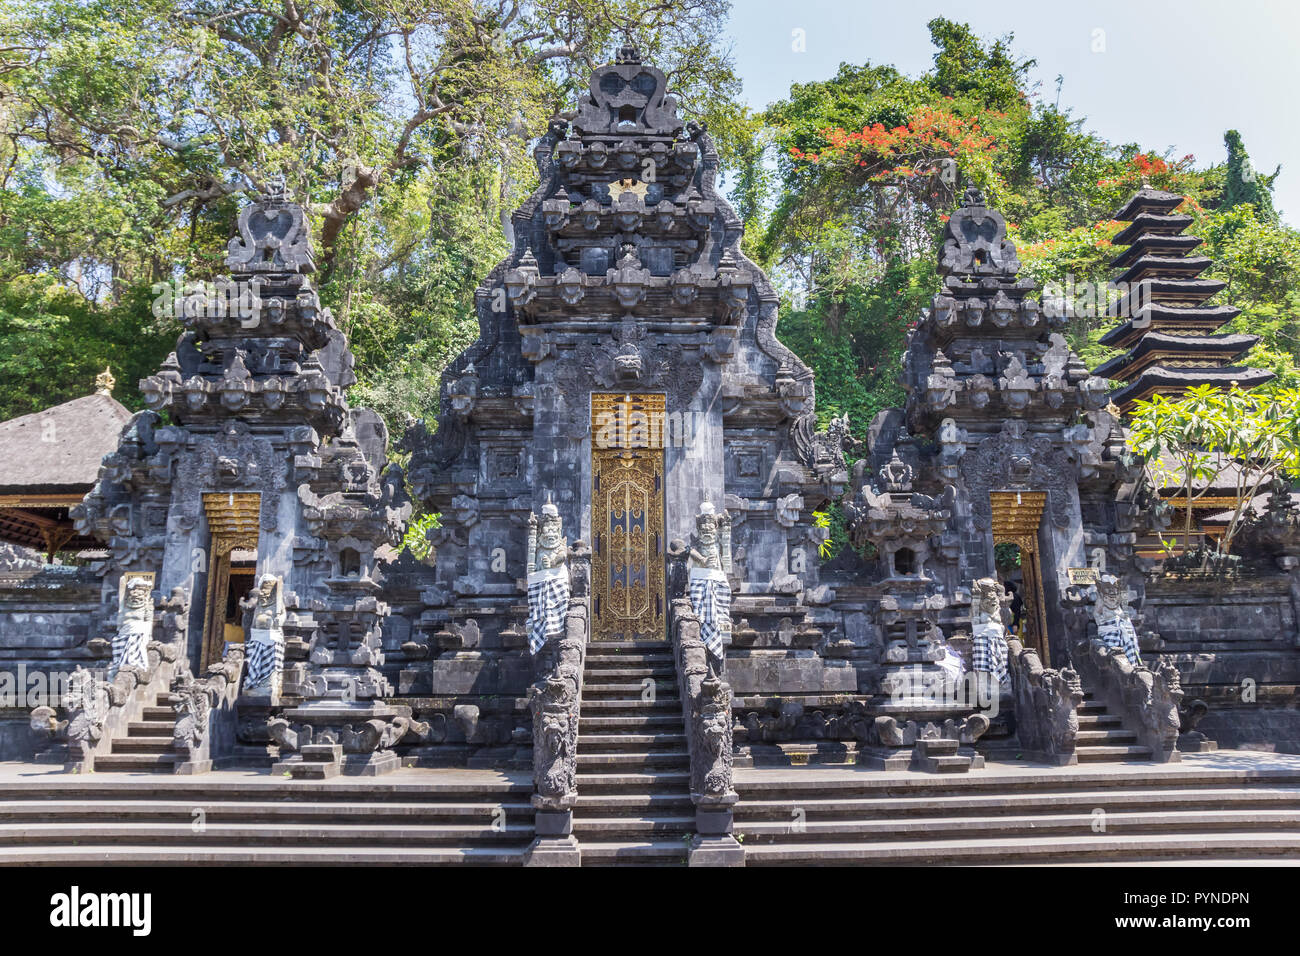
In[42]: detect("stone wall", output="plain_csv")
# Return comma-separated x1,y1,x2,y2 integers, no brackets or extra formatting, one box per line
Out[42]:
0,564,102,759
1145,573,1300,752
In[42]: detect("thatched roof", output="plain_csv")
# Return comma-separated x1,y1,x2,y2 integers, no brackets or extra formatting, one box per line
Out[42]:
0,392,132,493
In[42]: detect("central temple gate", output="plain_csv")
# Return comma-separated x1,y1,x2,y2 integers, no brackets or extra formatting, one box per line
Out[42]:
591,393,666,642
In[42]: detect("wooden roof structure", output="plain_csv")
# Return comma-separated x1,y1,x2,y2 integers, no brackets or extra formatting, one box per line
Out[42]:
0,370,132,557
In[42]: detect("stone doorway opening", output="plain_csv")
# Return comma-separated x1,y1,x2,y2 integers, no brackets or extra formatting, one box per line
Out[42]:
990,490,1051,666
199,492,261,669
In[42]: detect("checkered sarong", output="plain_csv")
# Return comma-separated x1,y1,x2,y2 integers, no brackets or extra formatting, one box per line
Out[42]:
245,628,284,690
527,566,570,655
1097,617,1142,666
972,622,1010,690
111,619,151,677
689,567,731,660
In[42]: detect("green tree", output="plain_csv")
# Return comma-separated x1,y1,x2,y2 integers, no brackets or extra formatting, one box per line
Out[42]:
1128,384,1300,557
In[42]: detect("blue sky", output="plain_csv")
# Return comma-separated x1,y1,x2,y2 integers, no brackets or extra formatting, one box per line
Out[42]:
723,0,1299,225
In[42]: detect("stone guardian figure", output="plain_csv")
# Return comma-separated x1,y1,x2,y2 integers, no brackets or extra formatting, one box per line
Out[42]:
688,502,733,661
526,500,570,654
1092,573,1142,665
112,576,154,677
970,577,1011,695
242,574,285,695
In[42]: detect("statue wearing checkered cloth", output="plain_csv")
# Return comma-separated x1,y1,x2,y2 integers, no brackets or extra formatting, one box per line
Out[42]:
1092,573,1142,666
970,577,1011,693
242,573,285,696
526,500,569,655
688,502,733,662
112,576,154,678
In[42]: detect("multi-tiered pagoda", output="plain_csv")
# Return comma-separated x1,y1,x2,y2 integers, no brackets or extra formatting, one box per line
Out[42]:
1095,186,1272,412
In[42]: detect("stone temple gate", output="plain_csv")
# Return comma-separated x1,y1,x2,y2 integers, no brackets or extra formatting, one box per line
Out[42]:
2,47,1299,865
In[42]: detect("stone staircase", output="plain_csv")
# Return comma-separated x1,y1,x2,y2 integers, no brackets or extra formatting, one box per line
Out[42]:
572,640,695,865
733,763,1300,865
0,772,534,864
1073,689,1153,762
92,691,176,773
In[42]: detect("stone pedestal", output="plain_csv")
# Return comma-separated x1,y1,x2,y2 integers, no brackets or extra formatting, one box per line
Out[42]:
524,809,580,867
688,806,745,866
273,742,342,778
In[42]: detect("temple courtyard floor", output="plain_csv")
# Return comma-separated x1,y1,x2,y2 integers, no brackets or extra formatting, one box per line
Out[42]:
1,750,1298,865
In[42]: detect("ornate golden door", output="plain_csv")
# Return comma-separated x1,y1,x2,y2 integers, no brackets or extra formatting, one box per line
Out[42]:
591,393,666,642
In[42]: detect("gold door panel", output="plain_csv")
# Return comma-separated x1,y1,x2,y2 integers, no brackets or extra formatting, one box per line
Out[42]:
592,394,666,642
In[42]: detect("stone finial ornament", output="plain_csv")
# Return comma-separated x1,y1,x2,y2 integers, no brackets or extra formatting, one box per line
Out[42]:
226,173,315,273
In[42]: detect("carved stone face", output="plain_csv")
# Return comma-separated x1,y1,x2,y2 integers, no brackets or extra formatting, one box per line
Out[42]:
539,515,562,550
973,581,1001,618
124,580,150,610
696,516,717,547
1098,580,1123,611
258,579,276,606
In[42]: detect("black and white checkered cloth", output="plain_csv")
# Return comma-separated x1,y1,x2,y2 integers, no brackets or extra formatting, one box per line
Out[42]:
245,628,284,690
971,623,1010,689
1097,618,1142,665
689,568,731,660
111,619,151,676
527,566,570,655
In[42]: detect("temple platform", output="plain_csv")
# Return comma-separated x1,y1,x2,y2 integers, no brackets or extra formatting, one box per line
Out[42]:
1,750,1298,865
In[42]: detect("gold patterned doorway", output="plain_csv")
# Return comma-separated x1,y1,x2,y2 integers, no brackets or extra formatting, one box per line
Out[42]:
990,490,1051,666
591,393,666,642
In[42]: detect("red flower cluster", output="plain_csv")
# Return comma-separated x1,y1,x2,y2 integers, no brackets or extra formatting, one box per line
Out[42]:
788,106,997,176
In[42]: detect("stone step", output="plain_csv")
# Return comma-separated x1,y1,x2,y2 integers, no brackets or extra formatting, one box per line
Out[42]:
92,753,174,772
127,721,175,734
112,737,176,753
735,809,1300,844
735,767,1300,798
578,839,691,865
573,793,696,813
0,821,536,846
585,653,674,665
579,733,687,750
577,752,689,769
1076,729,1139,745
142,707,173,721
583,682,678,697
579,715,683,731
1075,713,1123,728
582,667,676,679
1076,702,1108,715
732,786,1300,820
0,777,535,800
0,844,528,865
572,815,695,836
0,799,537,823
576,771,690,791
742,832,1300,866
1075,745,1154,761
587,641,672,652
582,699,680,712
